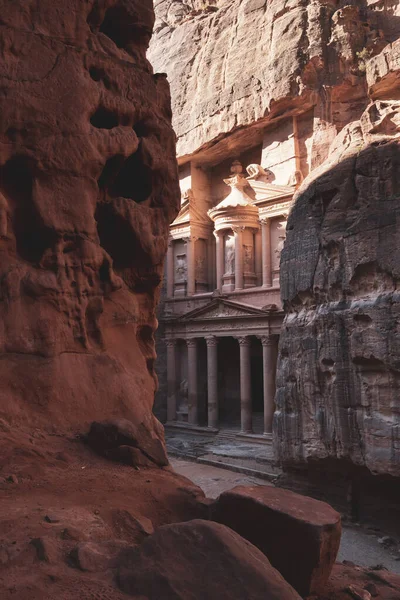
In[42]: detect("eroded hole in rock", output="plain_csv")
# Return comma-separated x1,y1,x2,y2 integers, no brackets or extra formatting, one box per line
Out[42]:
98,147,153,204
96,204,150,274
99,6,150,50
111,149,152,202
88,66,112,90
2,156,57,264
322,358,335,367
353,314,372,324
90,107,119,130
98,155,125,192
353,356,385,368
133,121,151,139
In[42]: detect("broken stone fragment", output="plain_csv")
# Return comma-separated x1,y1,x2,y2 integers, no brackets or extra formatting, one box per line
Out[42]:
70,540,128,573
117,519,301,599
30,536,58,563
211,485,341,597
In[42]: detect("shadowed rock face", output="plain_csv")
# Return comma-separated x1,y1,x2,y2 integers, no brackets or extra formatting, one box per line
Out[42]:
0,0,180,445
275,42,400,476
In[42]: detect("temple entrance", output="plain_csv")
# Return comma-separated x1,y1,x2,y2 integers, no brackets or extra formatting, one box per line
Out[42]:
214,335,264,432
217,336,241,428
251,337,264,434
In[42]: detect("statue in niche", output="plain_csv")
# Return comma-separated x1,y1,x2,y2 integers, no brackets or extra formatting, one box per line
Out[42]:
246,164,275,183
196,255,206,279
178,378,189,415
175,253,187,282
274,220,287,266
244,245,253,271
225,236,235,275
181,188,194,205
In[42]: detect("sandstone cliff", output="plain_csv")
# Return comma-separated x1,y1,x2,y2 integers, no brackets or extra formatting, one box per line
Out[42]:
276,40,400,477
150,0,400,163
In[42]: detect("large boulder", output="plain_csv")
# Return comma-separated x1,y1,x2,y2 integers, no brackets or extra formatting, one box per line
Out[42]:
211,485,341,597
118,519,302,600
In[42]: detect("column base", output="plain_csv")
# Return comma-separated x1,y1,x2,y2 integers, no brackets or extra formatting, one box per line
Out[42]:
240,429,253,435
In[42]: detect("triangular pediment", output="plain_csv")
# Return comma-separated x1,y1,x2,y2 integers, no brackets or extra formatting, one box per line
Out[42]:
172,195,212,228
177,299,271,322
247,179,295,203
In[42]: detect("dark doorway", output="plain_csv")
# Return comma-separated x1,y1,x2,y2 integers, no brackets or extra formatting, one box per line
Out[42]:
217,336,241,428
251,337,264,434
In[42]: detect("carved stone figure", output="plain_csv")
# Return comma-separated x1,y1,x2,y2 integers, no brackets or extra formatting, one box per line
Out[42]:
274,220,287,265
225,235,235,274
246,164,275,183
244,244,253,271
176,253,188,281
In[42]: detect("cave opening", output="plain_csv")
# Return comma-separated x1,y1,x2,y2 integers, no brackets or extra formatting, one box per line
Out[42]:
99,6,150,50
97,146,153,204
90,107,120,130
2,156,57,264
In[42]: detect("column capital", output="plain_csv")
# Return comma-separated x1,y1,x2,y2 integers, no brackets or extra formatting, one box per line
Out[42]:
259,334,279,346
260,217,270,226
167,236,174,247
213,229,223,240
182,235,199,243
165,338,177,348
206,335,218,347
232,225,245,235
186,338,198,348
237,336,251,347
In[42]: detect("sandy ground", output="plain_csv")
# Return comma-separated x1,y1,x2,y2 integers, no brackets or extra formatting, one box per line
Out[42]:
171,457,400,575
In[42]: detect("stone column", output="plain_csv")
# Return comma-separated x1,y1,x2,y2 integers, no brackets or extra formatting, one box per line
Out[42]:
255,229,262,286
185,236,195,296
166,238,174,298
206,336,218,428
187,339,198,425
260,335,278,434
238,336,252,433
261,218,272,288
214,230,224,291
166,339,177,421
233,226,244,291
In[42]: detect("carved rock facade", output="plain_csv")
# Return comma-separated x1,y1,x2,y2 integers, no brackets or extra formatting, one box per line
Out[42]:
150,2,400,488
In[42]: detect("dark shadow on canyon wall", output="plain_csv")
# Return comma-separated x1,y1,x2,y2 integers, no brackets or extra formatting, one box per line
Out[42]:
275,139,400,531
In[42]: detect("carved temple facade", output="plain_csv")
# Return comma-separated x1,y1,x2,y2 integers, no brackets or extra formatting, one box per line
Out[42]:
156,130,299,439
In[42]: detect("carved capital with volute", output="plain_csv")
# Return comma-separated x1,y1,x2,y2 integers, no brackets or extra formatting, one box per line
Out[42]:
186,339,198,348
206,336,218,347
236,336,251,347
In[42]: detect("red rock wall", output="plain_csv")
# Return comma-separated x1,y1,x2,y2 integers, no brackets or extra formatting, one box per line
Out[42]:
0,0,180,439
150,0,400,161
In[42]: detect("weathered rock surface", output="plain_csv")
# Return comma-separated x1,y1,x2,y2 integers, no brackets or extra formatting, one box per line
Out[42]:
320,562,400,600
117,519,302,599
211,485,341,596
276,40,400,477
149,0,400,160
0,0,180,461
87,419,169,466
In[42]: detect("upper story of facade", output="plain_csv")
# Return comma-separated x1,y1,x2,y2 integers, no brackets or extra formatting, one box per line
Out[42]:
163,114,309,318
